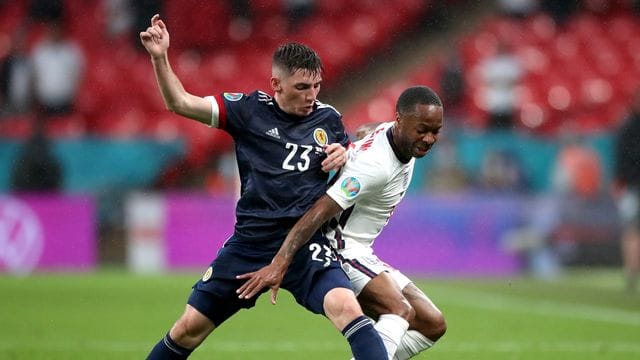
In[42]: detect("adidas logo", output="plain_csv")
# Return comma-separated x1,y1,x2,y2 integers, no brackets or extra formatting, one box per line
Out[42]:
266,127,280,139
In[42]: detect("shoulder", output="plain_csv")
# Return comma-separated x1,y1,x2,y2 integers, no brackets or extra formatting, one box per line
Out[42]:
221,91,272,104
314,99,341,117
347,144,393,179
255,91,274,104
353,122,392,153
221,91,274,119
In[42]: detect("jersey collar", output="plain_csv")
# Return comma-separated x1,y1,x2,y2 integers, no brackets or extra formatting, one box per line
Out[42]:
386,126,411,164
273,98,316,120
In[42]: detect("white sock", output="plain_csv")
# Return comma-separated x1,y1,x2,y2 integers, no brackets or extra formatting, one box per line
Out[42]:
374,314,410,359
393,330,434,360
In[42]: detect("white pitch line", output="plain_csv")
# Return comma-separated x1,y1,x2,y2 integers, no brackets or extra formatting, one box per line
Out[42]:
432,287,640,326
1,340,639,353
442,341,640,353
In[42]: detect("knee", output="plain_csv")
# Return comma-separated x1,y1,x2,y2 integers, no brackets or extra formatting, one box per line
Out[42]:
410,306,447,342
394,299,416,322
376,298,415,322
323,288,364,329
424,311,447,341
169,307,215,349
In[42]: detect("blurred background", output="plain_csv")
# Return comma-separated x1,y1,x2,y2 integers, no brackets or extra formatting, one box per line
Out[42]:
1,0,639,291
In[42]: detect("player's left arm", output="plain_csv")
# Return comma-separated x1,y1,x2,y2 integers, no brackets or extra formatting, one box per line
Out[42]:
236,195,343,303
321,143,347,172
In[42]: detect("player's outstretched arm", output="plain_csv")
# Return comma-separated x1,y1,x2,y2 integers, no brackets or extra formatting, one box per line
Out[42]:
236,195,343,303
140,14,212,125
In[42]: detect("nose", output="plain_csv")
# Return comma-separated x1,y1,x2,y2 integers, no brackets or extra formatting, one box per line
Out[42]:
306,87,319,102
423,132,437,144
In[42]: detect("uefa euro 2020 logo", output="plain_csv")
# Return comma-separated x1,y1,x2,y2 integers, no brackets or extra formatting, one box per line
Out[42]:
340,177,361,198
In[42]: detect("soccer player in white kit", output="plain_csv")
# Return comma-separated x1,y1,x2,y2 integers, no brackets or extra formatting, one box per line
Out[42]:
237,86,446,359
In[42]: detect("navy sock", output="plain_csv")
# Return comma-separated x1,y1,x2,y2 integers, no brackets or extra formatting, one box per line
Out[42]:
341,316,388,360
146,333,193,360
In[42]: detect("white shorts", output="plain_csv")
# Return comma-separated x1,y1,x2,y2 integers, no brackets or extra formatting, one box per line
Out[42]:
338,245,412,296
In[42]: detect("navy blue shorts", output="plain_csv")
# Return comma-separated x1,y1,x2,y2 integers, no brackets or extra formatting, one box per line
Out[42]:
187,232,353,327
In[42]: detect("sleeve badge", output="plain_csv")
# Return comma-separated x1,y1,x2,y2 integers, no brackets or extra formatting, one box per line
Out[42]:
340,177,361,198
223,92,244,101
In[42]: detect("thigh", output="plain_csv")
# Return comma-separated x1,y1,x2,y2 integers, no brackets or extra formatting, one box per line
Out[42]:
189,242,272,326
357,271,408,319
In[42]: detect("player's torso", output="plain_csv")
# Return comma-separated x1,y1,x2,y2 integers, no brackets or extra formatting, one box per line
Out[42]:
222,91,347,239
329,124,414,249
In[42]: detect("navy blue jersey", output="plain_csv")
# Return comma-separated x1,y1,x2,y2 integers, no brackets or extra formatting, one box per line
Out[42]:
214,91,349,247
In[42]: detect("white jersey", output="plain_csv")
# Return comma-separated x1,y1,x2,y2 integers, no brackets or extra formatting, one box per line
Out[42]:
326,122,414,250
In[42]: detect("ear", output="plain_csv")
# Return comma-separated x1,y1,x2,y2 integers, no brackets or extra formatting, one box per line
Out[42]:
395,111,402,126
270,77,281,93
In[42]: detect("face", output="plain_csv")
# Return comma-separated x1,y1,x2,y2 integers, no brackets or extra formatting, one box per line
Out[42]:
394,104,444,159
271,68,322,117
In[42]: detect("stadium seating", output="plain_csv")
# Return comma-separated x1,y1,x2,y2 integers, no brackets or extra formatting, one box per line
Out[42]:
341,4,640,135
1,0,433,168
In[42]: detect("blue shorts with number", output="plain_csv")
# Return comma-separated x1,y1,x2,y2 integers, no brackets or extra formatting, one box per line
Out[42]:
187,232,353,326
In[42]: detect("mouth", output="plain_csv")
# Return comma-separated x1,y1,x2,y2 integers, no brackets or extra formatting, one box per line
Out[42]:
300,105,313,114
415,144,431,156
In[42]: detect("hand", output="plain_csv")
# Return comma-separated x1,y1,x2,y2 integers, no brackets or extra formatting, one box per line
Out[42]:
236,262,287,304
139,14,170,59
321,143,347,172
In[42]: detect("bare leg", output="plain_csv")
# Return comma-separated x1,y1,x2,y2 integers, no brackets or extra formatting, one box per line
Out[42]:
358,272,414,358
323,287,388,360
169,304,217,348
392,283,446,360
147,304,216,359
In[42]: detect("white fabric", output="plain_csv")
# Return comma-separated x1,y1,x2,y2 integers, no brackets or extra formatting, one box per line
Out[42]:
374,314,410,359
204,96,220,128
393,330,434,360
339,242,411,296
326,122,414,249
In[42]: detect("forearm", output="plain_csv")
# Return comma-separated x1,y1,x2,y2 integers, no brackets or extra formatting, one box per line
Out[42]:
272,196,341,267
151,54,210,124
273,214,322,266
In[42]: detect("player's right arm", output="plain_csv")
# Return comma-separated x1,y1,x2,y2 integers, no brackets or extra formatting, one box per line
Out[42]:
235,195,344,303
140,14,212,125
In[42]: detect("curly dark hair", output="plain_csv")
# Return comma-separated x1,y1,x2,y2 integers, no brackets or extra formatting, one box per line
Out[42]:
396,86,443,114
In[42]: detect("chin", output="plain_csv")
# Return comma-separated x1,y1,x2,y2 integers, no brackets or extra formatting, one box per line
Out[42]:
414,150,428,158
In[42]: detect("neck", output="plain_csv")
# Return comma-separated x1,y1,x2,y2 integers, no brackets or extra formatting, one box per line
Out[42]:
387,126,411,164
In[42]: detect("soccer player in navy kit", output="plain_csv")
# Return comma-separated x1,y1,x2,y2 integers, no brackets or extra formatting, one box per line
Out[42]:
140,15,387,359
237,86,447,359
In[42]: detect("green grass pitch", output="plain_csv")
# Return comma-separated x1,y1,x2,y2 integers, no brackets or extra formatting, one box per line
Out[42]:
0,269,638,359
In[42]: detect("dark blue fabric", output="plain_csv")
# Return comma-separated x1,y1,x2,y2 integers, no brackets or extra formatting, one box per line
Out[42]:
219,91,349,242
189,232,352,326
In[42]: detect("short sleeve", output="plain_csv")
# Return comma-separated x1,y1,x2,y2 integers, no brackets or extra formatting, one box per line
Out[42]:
327,154,388,210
